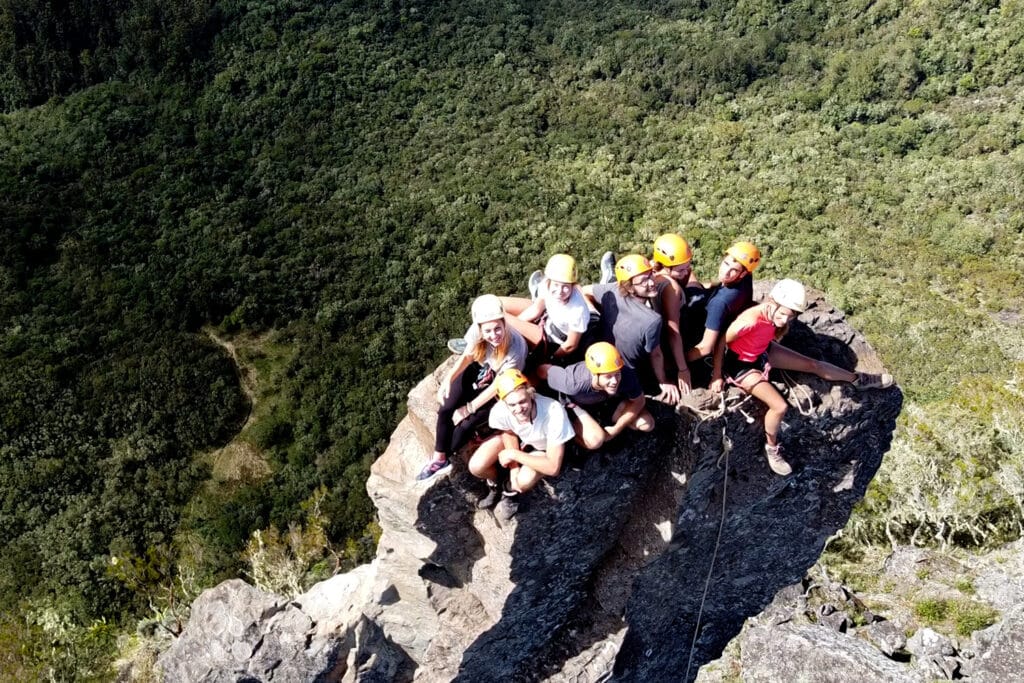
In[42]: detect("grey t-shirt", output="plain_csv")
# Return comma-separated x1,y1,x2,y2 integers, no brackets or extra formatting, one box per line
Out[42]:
546,361,643,406
590,283,662,368
463,324,528,373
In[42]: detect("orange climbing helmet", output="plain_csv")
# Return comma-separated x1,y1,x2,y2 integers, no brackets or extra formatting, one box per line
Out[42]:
725,241,761,273
585,342,625,375
614,254,654,283
652,234,693,268
495,368,530,400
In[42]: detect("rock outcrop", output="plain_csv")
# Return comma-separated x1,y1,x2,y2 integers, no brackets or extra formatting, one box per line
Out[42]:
158,288,927,682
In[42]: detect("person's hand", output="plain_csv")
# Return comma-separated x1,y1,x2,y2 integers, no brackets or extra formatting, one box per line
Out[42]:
677,370,692,395
655,382,681,405
498,449,517,467
452,404,473,426
709,377,724,394
437,378,452,404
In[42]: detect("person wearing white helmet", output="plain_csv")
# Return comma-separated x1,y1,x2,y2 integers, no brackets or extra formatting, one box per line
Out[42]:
500,253,592,365
712,279,894,476
418,294,529,480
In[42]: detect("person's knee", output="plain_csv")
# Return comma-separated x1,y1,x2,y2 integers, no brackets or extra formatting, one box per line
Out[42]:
512,467,541,493
633,412,655,432
582,429,606,450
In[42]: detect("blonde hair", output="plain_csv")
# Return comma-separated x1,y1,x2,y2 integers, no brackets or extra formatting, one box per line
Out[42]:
472,319,510,365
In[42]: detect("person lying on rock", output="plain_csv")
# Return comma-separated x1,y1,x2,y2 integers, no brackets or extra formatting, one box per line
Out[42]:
682,240,760,372
537,341,654,450
711,278,895,476
499,253,592,368
582,255,678,406
418,295,528,481
468,368,575,521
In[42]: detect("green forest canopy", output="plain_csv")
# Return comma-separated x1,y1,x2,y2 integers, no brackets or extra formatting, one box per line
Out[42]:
1,0,1023,676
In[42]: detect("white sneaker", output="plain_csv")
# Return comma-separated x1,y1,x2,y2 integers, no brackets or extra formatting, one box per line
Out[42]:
600,251,616,284
764,443,792,476
447,338,468,355
528,270,544,301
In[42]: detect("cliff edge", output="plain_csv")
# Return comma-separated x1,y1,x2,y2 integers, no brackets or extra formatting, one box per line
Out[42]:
157,287,933,682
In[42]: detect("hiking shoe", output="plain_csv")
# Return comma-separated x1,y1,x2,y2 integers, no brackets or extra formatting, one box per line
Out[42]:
477,486,501,509
600,251,616,284
764,443,792,476
495,493,520,522
416,457,450,481
528,269,544,301
447,338,468,355
854,372,894,389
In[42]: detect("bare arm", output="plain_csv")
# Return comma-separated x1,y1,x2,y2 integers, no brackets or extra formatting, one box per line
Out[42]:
687,327,720,362
553,329,582,357
504,442,565,477
438,353,474,402
650,345,680,404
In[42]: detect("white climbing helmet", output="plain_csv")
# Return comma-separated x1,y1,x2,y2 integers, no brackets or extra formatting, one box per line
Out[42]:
770,278,807,313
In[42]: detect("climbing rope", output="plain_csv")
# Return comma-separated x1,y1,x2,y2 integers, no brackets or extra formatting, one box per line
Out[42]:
683,424,732,683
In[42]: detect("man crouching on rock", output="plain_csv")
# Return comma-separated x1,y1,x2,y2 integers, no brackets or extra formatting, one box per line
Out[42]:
538,341,654,450
468,368,575,522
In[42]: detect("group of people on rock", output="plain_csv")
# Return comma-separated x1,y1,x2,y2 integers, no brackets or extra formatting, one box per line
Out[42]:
418,235,893,521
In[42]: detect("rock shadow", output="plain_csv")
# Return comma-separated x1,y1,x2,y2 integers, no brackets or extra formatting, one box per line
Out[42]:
611,324,903,681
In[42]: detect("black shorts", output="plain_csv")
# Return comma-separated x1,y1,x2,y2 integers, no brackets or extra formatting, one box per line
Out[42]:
723,349,769,383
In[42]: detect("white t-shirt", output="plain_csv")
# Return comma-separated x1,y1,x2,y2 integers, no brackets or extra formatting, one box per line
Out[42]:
541,285,590,342
488,394,575,452
463,325,528,373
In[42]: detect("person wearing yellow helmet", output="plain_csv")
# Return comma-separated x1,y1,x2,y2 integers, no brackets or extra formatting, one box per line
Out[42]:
711,279,894,476
467,368,575,521
417,295,529,481
648,233,698,401
537,341,654,450
683,240,760,374
500,253,591,364
582,254,679,404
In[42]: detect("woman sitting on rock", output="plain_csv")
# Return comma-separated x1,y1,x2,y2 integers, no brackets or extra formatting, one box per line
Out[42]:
468,368,575,521
418,295,528,480
711,279,894,476
499,253,591,366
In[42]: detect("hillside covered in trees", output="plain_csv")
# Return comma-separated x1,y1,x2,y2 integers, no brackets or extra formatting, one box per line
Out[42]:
1,0,1022,677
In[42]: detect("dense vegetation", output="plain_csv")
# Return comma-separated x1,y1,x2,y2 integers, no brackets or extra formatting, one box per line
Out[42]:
1,0,1022,676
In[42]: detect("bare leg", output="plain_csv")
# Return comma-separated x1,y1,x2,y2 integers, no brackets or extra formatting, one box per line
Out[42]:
767,342,856,383
739,372,789,445
468,435,504,481
499,296,532,316
611,401,655,432
569,409,606,450
503,312,544,346
509,463,543,493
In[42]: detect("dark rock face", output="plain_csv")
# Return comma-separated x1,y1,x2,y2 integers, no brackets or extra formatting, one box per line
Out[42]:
613,291,902,681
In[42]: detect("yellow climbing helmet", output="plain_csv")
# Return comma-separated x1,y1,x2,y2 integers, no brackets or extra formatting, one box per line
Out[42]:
585,342,625,375
544,253,578,283
725,241,761,273
614,254,654,283
652,234,693,267
495,368,530,400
